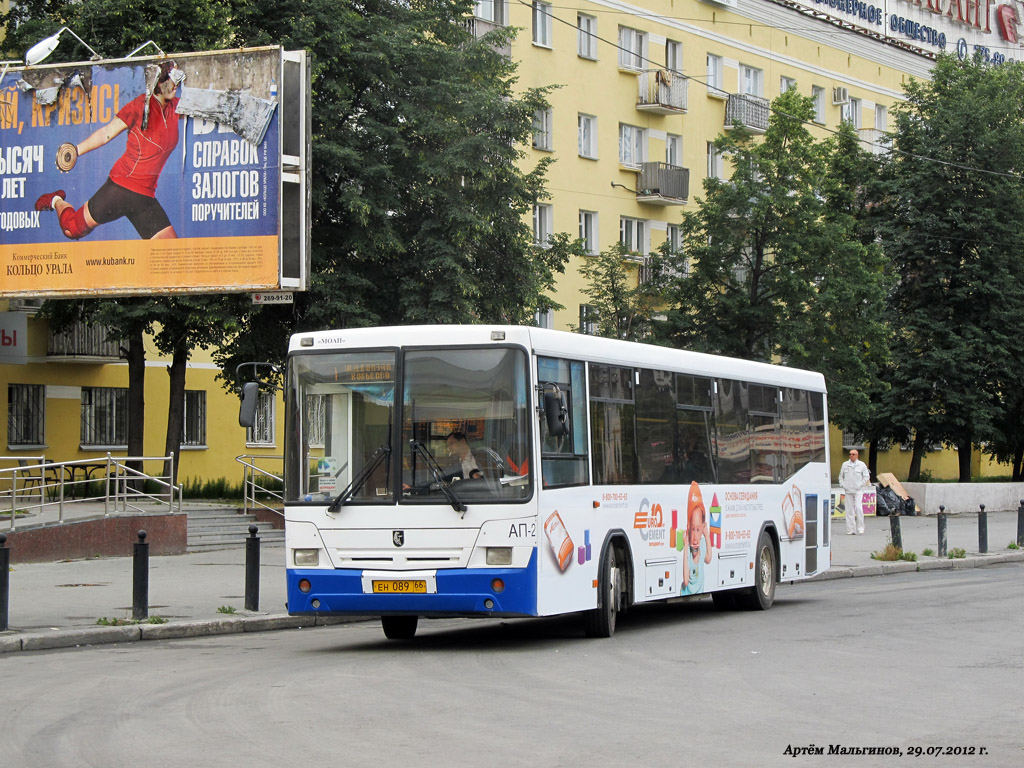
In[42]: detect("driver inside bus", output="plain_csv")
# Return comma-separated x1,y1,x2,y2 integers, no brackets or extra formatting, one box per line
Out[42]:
444,431,487,481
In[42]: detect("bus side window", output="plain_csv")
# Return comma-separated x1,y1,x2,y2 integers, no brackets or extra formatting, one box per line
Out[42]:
538,357,589,488
589,364,637,485
676,373,716,484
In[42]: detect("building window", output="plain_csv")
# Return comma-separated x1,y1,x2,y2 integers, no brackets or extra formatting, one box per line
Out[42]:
666,225,689,277
666,39,683,72
532,108,552,151
741,65,763,97
579,304,599,335
875,103,888,131
618,123,647,167
578,113,597,158
533,1,552,47
7,383,44,446
81,387,128,447
666,133,682,167
620,216,648,256
533,203,553,246
578,13,597,59
474,0,507,24
812,86,825,123
247,391,276,446
579,210,598,254
181,390,207,447
780,76,797,93
306,394,326,449
534,308,555,329
618,26,646,71
707,54,724,96
842,97,861,129
707,142,723,180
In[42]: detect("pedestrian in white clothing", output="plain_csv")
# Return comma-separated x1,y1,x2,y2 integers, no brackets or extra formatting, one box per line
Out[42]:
838,449,871,535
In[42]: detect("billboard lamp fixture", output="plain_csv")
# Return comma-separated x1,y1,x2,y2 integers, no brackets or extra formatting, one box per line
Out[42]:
25,27,102,66
125,41,166,58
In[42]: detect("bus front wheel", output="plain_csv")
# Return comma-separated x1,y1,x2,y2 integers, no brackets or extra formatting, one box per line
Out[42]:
585,545,622,638
382,615,418,640
740,531,777,610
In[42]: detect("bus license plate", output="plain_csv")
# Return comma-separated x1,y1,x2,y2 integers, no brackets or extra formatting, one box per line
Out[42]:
372,580,427,594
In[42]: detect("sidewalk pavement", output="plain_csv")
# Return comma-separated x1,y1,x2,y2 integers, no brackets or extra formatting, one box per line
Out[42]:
2,507,1022,654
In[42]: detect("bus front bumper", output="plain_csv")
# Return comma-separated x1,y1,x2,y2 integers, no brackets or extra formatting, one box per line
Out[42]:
286,551,538,617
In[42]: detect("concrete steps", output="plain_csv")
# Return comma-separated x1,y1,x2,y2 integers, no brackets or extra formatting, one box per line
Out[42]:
186,508,284,551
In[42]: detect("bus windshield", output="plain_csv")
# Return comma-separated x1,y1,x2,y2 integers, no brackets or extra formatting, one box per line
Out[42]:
286,350,397,503
286,346,532,505
401,347,532,504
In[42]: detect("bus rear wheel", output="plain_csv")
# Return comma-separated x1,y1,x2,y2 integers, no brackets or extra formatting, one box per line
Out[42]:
381,615,418,640
585,545,622,638
739,531,776,610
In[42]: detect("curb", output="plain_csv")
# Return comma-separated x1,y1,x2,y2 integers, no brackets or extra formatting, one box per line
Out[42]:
0,613,368,655
808,550,1024,583
2,552,1021,655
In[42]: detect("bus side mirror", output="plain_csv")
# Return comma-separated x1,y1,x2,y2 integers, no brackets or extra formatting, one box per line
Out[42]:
239,382,260,428
542,385,570,438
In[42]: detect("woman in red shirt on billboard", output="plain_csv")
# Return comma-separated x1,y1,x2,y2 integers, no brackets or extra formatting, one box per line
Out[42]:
35,61,184,241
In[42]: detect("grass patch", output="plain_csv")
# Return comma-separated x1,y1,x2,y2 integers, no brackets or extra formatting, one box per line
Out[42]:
217,605,237,615
948,547,967,559
871,544,918,562
922,548,936,557
1009,541,1020,550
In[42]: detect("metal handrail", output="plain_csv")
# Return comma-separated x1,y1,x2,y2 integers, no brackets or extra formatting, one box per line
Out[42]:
235,454,284,517
0,454,182,529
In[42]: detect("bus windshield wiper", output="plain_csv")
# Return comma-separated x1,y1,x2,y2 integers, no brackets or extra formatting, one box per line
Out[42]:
409,439,467,516
327,443,391,513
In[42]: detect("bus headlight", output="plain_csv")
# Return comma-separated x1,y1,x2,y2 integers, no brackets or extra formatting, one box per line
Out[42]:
486,547,513,566
293,548,320,567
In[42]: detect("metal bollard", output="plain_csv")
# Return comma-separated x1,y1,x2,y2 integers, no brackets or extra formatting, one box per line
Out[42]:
889,513,903,551
1017,499,1024,548
937,506,947,558
978,504,988,555
1,533,9,632
133,530,149,621
245,524,260,612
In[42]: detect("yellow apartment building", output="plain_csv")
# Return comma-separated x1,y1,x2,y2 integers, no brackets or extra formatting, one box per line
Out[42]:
2,1,1018,484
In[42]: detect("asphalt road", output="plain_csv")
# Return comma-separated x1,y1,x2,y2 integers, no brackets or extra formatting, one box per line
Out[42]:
2,564,1022,768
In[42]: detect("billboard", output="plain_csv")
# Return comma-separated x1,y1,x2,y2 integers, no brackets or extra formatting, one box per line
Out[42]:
0,46,310,298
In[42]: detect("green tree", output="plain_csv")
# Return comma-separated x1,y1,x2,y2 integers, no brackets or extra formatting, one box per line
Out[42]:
576,241,670,342
877,54,1024,482
219,0,562,379
660,89,890,436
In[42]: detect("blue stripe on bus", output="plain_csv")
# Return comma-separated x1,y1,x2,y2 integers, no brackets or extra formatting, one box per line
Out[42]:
286,549,538,617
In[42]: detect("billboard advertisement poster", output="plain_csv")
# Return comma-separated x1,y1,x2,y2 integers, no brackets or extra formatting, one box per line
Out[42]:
0,47,286,297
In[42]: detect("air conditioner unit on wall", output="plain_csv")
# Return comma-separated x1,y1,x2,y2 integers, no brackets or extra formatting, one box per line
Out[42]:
832,86,850,105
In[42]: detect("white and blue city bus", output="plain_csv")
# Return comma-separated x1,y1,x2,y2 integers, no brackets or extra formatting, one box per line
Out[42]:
276,325,830,639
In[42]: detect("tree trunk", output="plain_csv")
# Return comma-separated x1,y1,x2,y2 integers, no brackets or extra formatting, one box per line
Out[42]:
1013,446,1024,482
866,440,879,481
124,330,146,491
908,432,925,481
163,345,189,486
957,438,972,483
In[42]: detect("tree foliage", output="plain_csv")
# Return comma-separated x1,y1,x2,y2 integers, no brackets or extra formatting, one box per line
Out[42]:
5,1,561,465
659,88,890,433
576,241,670,342
877,54,1024,481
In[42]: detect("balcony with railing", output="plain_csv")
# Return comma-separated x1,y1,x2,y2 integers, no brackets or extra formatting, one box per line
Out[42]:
636,162,689,206
637,69,688,114
464,16,511,57
725,93,770,133
857,127,891,155
48,321,122,360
